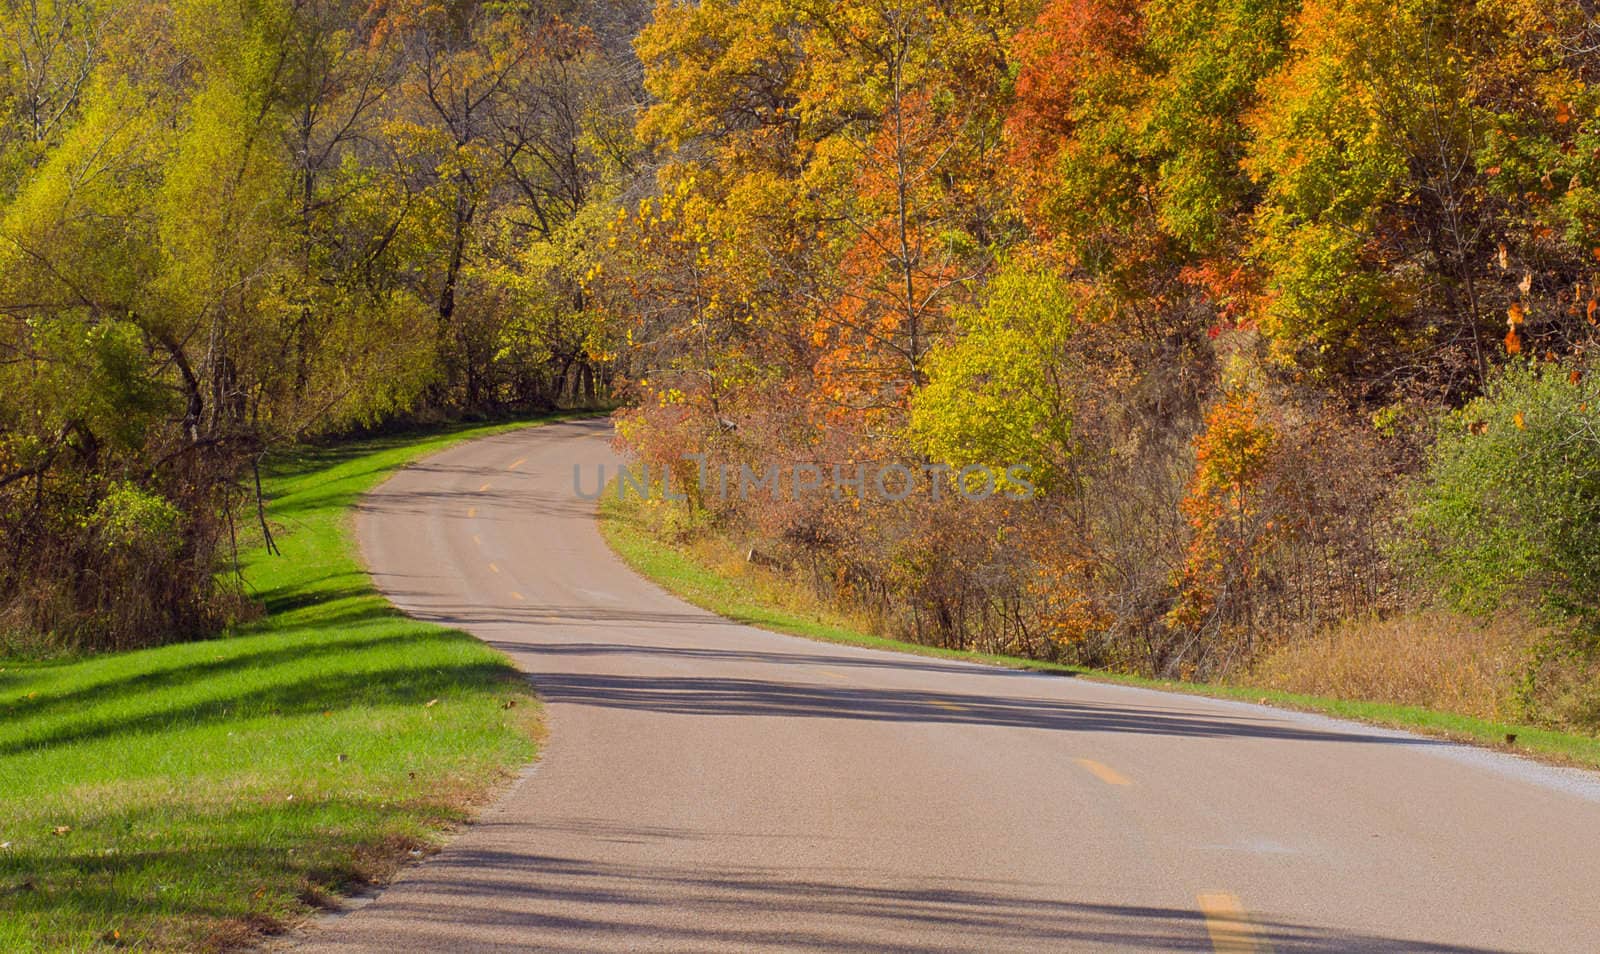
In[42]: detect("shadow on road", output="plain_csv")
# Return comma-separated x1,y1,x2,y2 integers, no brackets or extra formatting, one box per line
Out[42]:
508,668,1435,745
338,823,1507,953
518,641,1048,679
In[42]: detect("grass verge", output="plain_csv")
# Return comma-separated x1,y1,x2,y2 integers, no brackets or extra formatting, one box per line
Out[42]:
0,418,567,952
598,493,1600,772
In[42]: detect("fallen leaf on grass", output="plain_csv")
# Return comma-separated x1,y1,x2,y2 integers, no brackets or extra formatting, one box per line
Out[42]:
424,698,439,708
51,826,70,836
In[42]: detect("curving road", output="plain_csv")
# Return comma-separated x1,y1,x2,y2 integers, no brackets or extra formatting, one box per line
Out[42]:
296,419,1600,953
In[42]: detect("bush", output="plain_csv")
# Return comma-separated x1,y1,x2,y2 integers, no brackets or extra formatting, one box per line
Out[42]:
1406,361,1600,636
0,471,241,656
92,482,184,557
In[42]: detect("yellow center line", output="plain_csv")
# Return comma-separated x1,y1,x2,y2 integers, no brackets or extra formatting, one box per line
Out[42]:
814,669,850,681
1197,892,1270,953
488,562,501,575
472,534,482,547
929,699,968,712
1075,758,1132,786
478,482,492,493
510,591,525,601
507,457,527,471
467,507,478,519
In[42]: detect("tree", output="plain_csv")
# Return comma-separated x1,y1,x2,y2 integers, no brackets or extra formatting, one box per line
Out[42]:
0,0,630,650
909,263,1080,493
1243,0,1515,398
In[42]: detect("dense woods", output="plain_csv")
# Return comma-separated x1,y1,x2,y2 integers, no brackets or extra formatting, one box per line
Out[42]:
4,0,1600,725
0,0,645,649
606,0,1600,724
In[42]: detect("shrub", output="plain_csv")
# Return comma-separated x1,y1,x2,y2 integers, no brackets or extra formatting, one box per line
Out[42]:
92,482,184,558
1406,361,1600,637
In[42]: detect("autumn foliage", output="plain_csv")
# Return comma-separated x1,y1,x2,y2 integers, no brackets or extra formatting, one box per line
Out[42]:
0,0,639,651
10,0,1600,701
597,0,1600,692
1169,391,1280,640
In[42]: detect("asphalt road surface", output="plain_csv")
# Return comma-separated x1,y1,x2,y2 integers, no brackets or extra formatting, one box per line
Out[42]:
294,418,1600,953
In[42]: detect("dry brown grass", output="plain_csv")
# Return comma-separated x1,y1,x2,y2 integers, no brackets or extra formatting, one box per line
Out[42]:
617,494,887,637
690,531,886,634
1247,609,1544,722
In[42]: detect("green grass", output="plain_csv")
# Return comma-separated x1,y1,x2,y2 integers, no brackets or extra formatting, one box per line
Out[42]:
599,493,1600,772
0,418,571,952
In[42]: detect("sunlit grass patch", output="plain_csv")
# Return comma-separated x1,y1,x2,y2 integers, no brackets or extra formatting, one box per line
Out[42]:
0,420,553,952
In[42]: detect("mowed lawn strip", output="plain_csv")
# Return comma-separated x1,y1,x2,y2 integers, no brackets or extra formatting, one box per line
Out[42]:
0,418,567,953
598,493,1600,772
